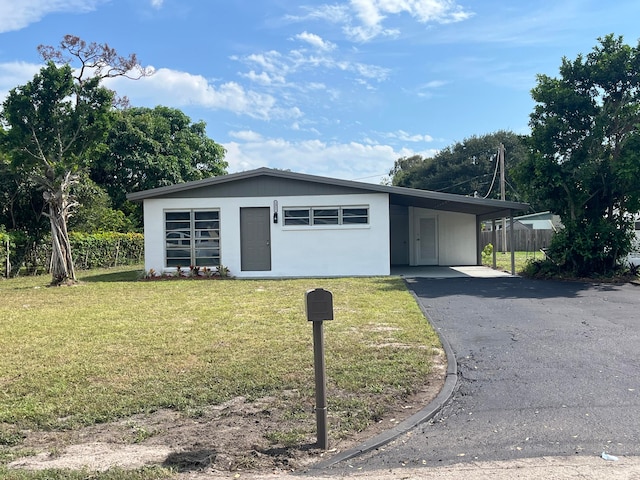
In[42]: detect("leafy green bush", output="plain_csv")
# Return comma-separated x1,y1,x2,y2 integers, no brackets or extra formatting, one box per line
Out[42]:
521,258,559,279
544,218,634,277
481,243,493,263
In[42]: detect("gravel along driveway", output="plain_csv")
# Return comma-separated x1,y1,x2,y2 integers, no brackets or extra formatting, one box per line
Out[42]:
328,277,640,472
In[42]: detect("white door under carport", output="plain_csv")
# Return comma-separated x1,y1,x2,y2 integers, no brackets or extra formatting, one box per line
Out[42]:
414,213,439,265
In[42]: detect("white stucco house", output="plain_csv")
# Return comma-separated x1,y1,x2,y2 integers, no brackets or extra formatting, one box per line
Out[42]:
126,168,529,278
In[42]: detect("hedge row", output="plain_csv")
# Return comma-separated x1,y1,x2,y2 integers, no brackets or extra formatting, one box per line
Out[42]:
70,232,144,270
1,231,144,277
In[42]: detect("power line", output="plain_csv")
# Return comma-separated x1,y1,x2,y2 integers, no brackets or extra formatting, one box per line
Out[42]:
433,174,491,193
482,152,500,199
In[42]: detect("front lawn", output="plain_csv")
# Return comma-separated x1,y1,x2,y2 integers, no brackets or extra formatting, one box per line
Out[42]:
482,250,544,273
0,266,441,477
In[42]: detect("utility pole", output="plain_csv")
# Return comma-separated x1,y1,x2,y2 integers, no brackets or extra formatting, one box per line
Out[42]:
499,143,507,253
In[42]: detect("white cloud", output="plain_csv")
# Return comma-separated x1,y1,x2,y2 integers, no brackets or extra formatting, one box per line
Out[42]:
236,48,390,86
222,133,430,183
351,0,474,25
351,0,386,27
344,25,399,42
241,51,286,74
106,67,302,121
385,130,434,142
286,4,351,24
0,61,42,101
414,79,448,98
240,70,286,86
150,0,163,8
421,80,447,89
292,0,473,42
294,31,337,51
0,0,105,33
351,62,390,80
229,130,264,142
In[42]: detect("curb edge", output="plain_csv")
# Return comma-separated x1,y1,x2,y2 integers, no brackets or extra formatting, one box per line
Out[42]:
310,286,458,470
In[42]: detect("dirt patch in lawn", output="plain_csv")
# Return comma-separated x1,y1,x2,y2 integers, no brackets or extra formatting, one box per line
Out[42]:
7,350,446,477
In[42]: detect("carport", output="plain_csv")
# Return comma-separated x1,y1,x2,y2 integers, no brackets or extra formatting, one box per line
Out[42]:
385,185,529,275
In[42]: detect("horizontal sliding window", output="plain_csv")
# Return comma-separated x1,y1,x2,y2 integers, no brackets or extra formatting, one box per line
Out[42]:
313,208,339,225
283,206,369,227
342,207,369,224
284,208,310,226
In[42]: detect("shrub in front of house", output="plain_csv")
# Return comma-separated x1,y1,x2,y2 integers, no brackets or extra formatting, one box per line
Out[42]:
143,264,232,280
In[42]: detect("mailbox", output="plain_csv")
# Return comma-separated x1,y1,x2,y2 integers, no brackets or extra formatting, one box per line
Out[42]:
305,287,333,449
305,288,333,322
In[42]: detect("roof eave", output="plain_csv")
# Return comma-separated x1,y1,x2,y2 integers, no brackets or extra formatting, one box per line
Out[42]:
125,167,530,219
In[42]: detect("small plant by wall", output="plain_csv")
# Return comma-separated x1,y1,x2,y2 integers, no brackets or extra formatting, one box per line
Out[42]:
481,243,493,263
143,265,232,280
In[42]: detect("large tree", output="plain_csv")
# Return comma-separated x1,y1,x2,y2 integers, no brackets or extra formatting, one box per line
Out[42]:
517,34,640,276
90,106,227,214
389,131,528,203
0,36,148,284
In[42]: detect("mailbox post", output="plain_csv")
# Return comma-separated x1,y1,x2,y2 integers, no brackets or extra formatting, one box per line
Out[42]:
305,288,333,450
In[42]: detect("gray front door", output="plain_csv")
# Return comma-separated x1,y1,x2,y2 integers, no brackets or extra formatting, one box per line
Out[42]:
240,207,271,271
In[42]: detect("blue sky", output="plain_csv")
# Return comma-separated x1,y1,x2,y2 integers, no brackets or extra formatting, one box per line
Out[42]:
1,0,640,184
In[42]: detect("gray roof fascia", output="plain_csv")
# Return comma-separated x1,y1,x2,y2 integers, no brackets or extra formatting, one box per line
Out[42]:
126,167,529,219
126,168,275,201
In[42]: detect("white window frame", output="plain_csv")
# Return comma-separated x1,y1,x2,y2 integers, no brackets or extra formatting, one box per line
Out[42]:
164,209,221,267
282,205,369,228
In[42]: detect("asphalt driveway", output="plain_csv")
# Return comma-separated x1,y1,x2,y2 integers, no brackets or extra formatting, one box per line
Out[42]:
326,277,640,472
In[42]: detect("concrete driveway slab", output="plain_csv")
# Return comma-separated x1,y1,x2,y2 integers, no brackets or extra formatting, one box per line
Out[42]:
392,266,512,278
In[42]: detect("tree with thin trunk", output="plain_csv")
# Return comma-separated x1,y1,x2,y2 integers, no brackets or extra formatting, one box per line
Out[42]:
0,36,150,284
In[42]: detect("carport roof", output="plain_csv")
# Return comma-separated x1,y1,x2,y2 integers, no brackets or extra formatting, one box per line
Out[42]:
127,167,529,221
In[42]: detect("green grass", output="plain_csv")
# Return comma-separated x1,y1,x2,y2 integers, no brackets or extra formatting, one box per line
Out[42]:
0,265,440,477
482,250,543,274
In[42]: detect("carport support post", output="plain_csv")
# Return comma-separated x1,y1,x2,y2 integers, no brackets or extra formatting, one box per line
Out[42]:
509,210,515,275
492,219,497,268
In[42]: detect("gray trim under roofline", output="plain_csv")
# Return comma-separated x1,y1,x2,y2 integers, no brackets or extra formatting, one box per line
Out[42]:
126,167,529,220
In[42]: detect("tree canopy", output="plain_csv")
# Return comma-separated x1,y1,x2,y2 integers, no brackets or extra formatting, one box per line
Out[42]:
1,61,115,283
516,34,640,276
0,36,227,281
389,130,528,203
90,106,227,213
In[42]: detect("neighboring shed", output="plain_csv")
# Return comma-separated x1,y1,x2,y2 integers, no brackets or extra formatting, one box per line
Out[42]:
127,168,529,278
